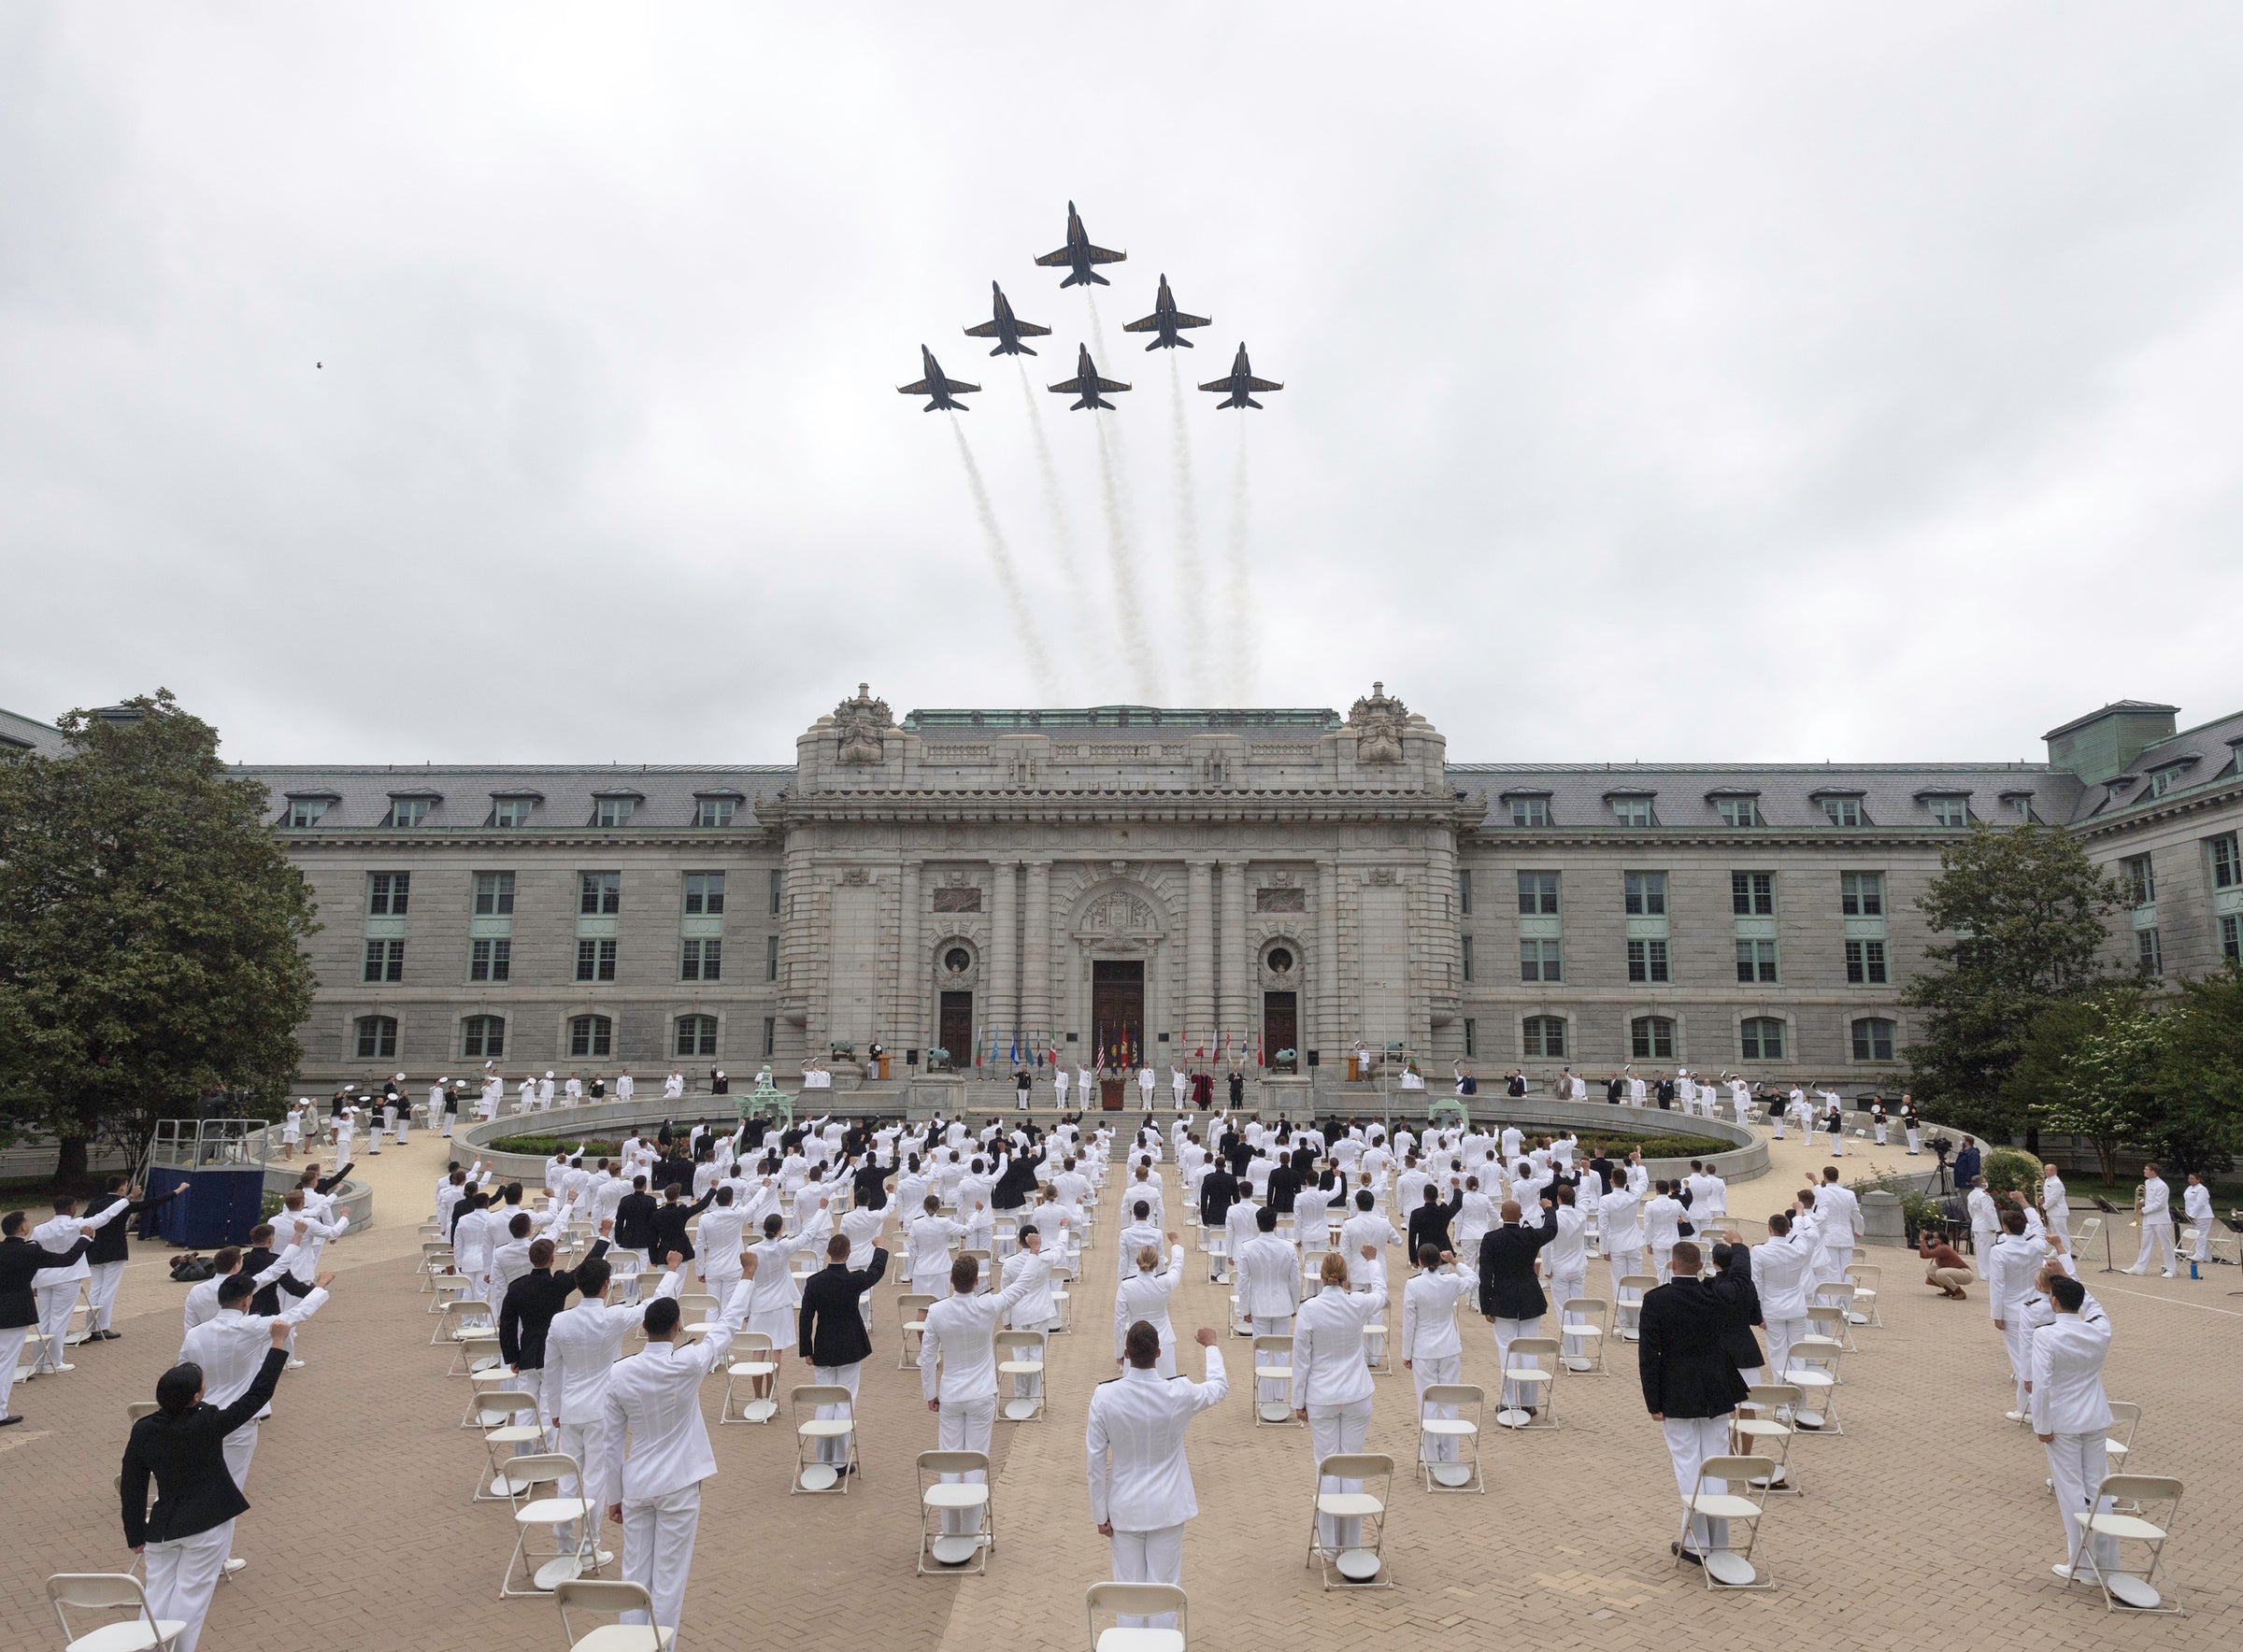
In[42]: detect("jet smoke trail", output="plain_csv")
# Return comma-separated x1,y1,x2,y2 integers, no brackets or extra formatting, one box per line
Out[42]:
1166,356,1212,703
1015,361,1096,629
1224,421,1256,702
1093,415,1164,704
950,418,1063,703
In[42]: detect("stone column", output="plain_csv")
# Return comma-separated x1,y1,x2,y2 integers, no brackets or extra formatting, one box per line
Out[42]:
1022,860,1051,1055
1318,858,1341,1058
989,859,1019,1054
1185,860,1215,1053
896,857,921,1055
1220,859,1250,1051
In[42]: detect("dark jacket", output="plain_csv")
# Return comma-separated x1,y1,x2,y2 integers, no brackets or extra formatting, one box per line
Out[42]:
2,1234,92,1330
851,1158,892,1208
121,1346,288,1545
649,1192,716,1262
85,1189,180,1263
992,1151,1045,1212
1636,1276,1750,1418
1407,1191,1463,1262
498,1239,612,1371
613,1191,660,1254
1707,1263,1765,1374
1476,1208,1557,1320
1266,1162,1303,1216
797,1249,889,1366
239,1246,317,1318
1199,1166,1239,1227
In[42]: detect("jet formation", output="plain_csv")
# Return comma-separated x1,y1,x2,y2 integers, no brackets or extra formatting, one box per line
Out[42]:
898,203,1281,412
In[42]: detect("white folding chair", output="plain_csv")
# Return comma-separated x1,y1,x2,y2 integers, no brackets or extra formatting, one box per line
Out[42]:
496,1451,599,1599
720,1332,779,1424
996,1329,1047,1422
1798,1305,1850,1374
2071,1474,2184,1614
675,1293,720,1333
791,1383,857,1492
1085,1581,1187,1650
555,1576,673,1648
1843,1263,1881,1328
461,1364,518,1428
124,1400,160,1424
1306,1452,1394,1588
1735,1384,1802,1494
1357,1303,1391,1375
1249,1335,1295,1426
47,1573,183,1651
1782,1341,1844,1435
1417,1382,1483,1492
1559,1296,1608,1374
470,1389,545,1502
1617,1274,1658,1342
898,1293,934,1369
1500,1335,1560,1428
916,1449,994,1574
1674,1454,1777,1588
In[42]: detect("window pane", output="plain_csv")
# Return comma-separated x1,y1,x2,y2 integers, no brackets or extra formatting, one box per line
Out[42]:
1460,935,1474,982
766,934,779,981
1457,870,1472,916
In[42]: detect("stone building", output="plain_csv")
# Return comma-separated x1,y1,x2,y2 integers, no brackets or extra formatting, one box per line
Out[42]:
10,685,2241,1092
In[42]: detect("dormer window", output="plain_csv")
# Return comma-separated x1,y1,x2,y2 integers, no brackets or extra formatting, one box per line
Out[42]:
284,795,334,829
490,799,534,828
1927,797,1968,828
2148,763,2190,797
695,798,736,828
383,796,436,828
1605,791,1655,827
1717,797,1763,827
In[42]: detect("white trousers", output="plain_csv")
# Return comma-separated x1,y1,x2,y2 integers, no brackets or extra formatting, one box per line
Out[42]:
33,1281,78,1370
144,1519,235,1652
1650,1244,1674,1284
2000,1317,2031,1412
0,1325,26,1417
1409,1351,1461,1460
1873,1123,1888,1145
1607,1250,1644,1329
1250,1315,1292,1404
1307,1397,1372,1549
1822,1246,1854,1286
1109,1524,1184,1627
2043,1431,2119,1573
620,1484,699,1646
218,1420,259,1561
87,1260,128,1332
937,1395,996,1533
1764,1317,1805,1388
1905,1127,1920,1152
2190,1220,2211,1262
1550,1269,1589,1360
1492,1316,1544,1408
812,1361,860,1464
554,1417,612,1551
1663,1415,1732,1554
2128,1219,2176,1275
1827,1132,1845,1156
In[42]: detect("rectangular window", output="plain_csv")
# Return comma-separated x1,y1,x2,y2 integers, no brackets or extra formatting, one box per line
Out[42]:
1736,938,1778,983
2120,854,2155,908
579,872,621,916
765,934,780,981
1517,872,1560,916
681,936,722,981
367,872,410,916
1739,1017,1785,1060
1851,1018,1896,1061
1845,938,1888,984
594,798,636,828
461,1015,504,1060
472,871,514,917
2008,795,2040,823
694,798,736,828
1822,797,1864,827
489,799,535,828
1627,938,1670,983
576,937,618,982
355,1016,397,1059
2221,912,2241,964
362,939,404,983
468,937,511,982
1928,797,1969,828
384,799,430,828
1508,797,1550,828
1840,871,1884,917
761,1015,777,1058
2136,927,2163,977
1521,938,1563,983
1731,871,1775,916
1463,1018,1477,1059
1460,935,1475,982
2148,764,2186,797
1623,871,1667,916
684,872,726,915
1522,1016,1566,1058
768,869,784,916
1611,798,1654,827
287,799,329,829
1716,797,1762,828
1457,870,1472,917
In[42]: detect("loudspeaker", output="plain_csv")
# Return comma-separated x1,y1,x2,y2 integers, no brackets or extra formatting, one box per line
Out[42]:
1306,1050,1321,1068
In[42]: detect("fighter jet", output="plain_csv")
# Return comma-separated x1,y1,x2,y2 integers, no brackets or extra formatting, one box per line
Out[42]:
1198,343,1283,410
1122,275,1212,349
1047,344,1131,411
1034,201,1126,288
896,346,979,411
962,282,1052,356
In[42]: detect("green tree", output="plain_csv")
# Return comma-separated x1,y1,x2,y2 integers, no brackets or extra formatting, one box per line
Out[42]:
1902,822,2119,1136
2150,963,2243,1175
0,691,319,1182
2008,984,2162,1183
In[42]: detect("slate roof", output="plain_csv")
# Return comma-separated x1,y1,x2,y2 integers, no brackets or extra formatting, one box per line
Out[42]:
0,707,67,756
236,764,793,833
2068,709,2243,826
1444,762,2088,832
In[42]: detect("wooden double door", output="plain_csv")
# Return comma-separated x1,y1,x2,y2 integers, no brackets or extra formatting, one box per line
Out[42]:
1092,960,1144,1064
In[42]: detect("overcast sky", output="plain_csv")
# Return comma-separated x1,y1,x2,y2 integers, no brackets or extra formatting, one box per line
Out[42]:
7,5,2243,768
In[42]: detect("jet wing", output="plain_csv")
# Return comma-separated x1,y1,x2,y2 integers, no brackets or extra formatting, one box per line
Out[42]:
1013,319,1052,335
1121,315,1160,333
1196,377,1231,393
1245,377,1283,392
1174,311,1213,329
1034,248,1074,267
941,376,981,395
1095,376,1132,393
1086,245,1126,264
899,378,932,395
1047,375,1087,394
963,320,1001,337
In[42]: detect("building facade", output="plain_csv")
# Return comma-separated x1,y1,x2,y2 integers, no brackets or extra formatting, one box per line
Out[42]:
15,685,2240,1090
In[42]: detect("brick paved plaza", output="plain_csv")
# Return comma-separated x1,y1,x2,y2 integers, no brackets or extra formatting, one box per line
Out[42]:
7,1126,2238,1651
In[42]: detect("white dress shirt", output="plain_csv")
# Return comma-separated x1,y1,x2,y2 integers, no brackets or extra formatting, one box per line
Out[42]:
1598,1188,1644,1250
2029,1313,2114,1435
2140,1176,2171,1221
544,1270,683,1426
1236,1235,1300,1318
1288,1282,1388,1409
1399,1265,1470,1361
30,1202,126,1288
1086,1346,1229,1530
1749,1234,1814,1320
1114,1246,1187,1356
597,1327,736,1505
921,1258,1050,1403
179,1290,329,1406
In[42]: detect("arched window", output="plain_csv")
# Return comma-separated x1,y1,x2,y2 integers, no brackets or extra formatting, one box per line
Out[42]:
461,1015,505,1060
1522,1015,1567,1058
1739,1017,1785,1061
676,1014,719,1058
568,1014,612,1059
1630,1015,1676,1061
1850,1017,1896,1062
354,1015,397,1060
